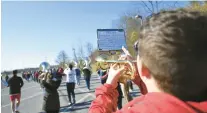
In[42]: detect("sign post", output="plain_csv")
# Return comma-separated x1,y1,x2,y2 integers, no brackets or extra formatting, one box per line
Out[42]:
97,29,127,51
97,29,127,60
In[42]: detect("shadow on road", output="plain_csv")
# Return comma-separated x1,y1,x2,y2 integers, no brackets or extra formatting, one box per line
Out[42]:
59,94,68,96
75,90,95,95
76,85,94,89
90,81,102,84
58,88,67,91
59,100,93,112
60,84,66,87
59,90,95,97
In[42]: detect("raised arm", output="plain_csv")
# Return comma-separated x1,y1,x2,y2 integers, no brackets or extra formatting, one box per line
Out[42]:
89,84,119,113
41,79,61,91
101,73,108,80
89,64,126,113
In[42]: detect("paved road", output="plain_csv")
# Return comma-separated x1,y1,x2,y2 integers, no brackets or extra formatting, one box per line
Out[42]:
1,75,141,113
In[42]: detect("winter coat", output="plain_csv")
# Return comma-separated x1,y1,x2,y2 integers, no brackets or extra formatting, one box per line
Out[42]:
41,78,61,111
82,67,91,80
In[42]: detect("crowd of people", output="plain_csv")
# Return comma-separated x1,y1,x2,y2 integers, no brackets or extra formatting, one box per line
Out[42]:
5,62,93,113
4,10,207,113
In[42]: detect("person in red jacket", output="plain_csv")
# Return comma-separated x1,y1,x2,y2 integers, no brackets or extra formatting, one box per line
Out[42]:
89,10,207,113
34,71,39,82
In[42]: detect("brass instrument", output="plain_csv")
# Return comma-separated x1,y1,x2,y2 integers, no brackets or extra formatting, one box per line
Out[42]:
96,55,137,102
39,62,52,81
83,57,91,68
67,60,78,68
39,62,50,72
79,57,92,71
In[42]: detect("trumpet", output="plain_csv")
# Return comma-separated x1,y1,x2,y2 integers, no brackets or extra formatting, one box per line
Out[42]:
96,56,137,102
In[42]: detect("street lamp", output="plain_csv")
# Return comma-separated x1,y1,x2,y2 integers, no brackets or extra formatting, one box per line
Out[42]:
134,15,142,56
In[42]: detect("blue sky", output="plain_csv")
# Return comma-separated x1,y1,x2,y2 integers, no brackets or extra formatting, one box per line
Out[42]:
1,1,189,71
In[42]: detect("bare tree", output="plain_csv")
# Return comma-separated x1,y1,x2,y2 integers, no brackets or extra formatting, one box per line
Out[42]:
85,42,93,57
113,1,181,57
72,48,78,62
77,44,85,59
56,50,69,68
140,1,184,17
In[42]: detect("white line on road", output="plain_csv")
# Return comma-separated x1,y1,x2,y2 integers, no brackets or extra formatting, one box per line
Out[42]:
61,85,96,112
62,94,92,112
1,92,43,108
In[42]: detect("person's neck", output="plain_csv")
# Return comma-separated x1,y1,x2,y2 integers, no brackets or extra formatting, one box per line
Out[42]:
145,78,162,93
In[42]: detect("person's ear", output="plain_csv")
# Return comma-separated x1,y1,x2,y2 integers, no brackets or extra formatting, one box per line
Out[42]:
137,56,151,80
141,64,151,79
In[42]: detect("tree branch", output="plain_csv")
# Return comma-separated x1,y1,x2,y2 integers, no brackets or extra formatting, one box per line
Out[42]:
141,1,153,14
156,1,159,12
149,1,155,13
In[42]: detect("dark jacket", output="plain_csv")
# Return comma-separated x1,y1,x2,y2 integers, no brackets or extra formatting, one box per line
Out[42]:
82,68,91,80
5,75,9,82
100,71,107,84
75,68,81,77
8,76,24,95
41,78,61,111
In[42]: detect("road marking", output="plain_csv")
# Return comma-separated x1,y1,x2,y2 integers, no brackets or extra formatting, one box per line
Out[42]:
77,87,96,98
1,85,40,96
62,94,93,112
1,92,43,108
61,82,96,112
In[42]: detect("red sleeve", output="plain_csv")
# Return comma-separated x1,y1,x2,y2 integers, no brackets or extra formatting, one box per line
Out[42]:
101,73,108,79
132,63,148,95
89,84,119,113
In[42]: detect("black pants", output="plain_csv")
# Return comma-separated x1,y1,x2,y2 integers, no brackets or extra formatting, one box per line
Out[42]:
128,81,133,90
45,110,59,113
66,83,75,103
85,78,91,90
101,79,107,85
117,83,123,109
117,95,122,109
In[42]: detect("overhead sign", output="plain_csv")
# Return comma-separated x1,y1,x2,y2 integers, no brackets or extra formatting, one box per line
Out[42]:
97,29,127,51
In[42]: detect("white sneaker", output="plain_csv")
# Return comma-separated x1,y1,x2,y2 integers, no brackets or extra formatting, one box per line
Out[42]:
68,102,72,105
129,89,133,92
15,106,19,112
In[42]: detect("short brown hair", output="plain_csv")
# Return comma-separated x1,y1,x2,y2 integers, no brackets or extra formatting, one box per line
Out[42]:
138,10,207,101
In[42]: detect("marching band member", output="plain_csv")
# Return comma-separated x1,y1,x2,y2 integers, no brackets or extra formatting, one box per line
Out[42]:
82,65,92,91
89,10,207,113
39,70,61,113
64,64,77,105
74,64,81,86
